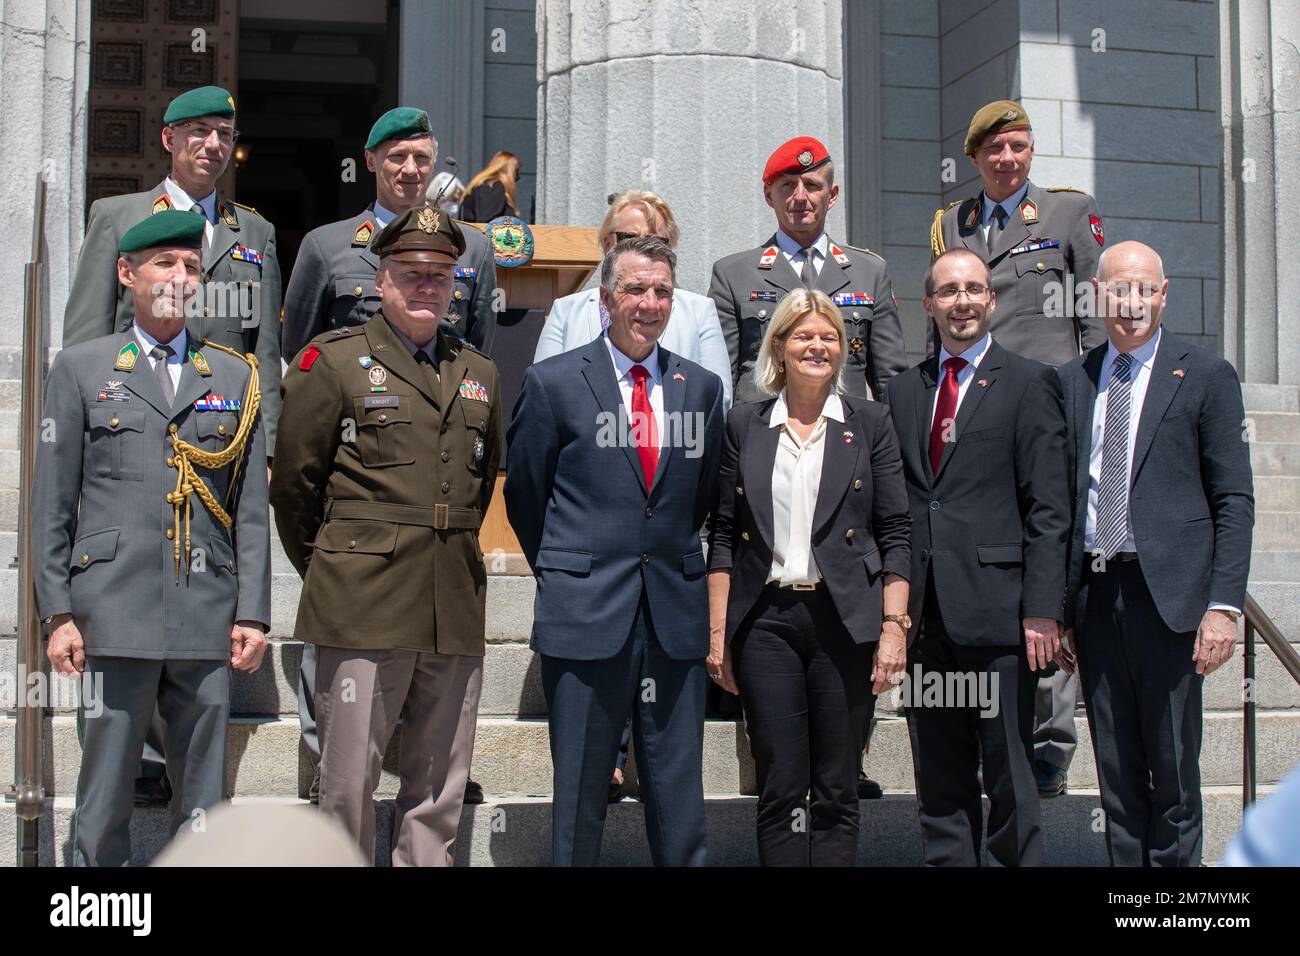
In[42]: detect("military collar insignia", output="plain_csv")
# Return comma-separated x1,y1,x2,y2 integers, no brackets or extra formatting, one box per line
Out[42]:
1020,198,1039,224
963,203,980,231
151,195,172,215
188,346,212,376
829,243,850,267
758,245,779,269
353,219,376,246
115,341,140,371
218,201,239,229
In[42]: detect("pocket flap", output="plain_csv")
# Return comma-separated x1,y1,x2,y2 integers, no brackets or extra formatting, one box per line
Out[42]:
196,412,240,440
535,548,593,574
335,276,378,300
89,405,145,433
1013,249,1065,277
351,396,412,427
209,533,236,573
682,550,707,576
313,520,399,555
862,545,883,575
71,528,120,570
977,544,1023,565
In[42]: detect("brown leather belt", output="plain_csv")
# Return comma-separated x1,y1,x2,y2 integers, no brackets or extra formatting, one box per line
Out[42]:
325,498,482,531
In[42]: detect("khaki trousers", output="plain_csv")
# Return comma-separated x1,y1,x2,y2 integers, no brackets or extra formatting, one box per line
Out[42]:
315,645,483,866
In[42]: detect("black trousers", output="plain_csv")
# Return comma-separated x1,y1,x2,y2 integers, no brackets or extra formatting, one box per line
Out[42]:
733,587,872,867
541,593,708,867
906,572,1042,866
1077,560,1203,866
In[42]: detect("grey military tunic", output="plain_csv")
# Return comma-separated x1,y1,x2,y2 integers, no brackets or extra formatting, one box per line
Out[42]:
930,180,1106,367
34,329,272,658
708,234,909,405
280,206,498,364
62,181,283,454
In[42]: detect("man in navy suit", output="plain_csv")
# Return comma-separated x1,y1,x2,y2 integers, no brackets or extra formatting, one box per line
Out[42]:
886,248,1071,866
505,236,725,866
1059,241,1254,866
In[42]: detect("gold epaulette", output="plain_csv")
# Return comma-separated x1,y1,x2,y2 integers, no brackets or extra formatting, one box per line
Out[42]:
1046,186,1087,194
931,199,966,257
230,200,261,216
844,242,884,260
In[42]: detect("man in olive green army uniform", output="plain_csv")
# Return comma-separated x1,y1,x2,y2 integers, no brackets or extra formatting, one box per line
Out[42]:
270,203,501,866
929,100,1107,798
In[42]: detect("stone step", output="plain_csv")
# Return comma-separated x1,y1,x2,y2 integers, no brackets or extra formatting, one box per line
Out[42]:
1243,382,1300,414
1243,580,1300,636
1250,550,1300,581
1252,442,1300,476
0,786,1259,867
1247,411,1300,443
6,631,1298,720
4,711,1296,803
1252,512,1300,552
1257,476,1300,512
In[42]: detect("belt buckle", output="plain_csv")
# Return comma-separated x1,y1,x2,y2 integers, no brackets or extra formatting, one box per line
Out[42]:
433,503,449,530
791,583,817,592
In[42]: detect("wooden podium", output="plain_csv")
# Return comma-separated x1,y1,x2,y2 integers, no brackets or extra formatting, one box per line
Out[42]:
471,224,601,559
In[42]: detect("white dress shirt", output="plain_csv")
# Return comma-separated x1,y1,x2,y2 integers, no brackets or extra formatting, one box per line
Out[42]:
767,388,845,586
373,201,398,229
774,228,828,278
164,177,217,248
135,323,187,392
605,335,664,449
981,182,1029,245
931,331,994,428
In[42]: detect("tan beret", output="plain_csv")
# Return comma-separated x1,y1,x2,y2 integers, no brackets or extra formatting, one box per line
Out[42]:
964,100,1032,156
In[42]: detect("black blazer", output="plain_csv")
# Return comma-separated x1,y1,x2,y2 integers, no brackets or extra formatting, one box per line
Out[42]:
885,339,1071,647
708,394,911,645
1061,331,1255,634
460,180,517,222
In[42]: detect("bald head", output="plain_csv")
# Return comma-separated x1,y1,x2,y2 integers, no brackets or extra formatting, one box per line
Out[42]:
1092,240,1169,352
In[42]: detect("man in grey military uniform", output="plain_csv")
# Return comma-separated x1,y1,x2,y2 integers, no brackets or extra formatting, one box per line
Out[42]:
60,85,279,806
930,99,1108,797
279,106,497,802
709,135,908,406
35,211,271,866
280,106,497,363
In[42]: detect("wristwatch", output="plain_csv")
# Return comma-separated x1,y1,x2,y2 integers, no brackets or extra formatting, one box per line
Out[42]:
883,614,912,630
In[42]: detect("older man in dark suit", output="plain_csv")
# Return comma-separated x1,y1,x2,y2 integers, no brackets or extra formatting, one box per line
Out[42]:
886,248,1071,866
1059,241,1254,866
505,236,725,866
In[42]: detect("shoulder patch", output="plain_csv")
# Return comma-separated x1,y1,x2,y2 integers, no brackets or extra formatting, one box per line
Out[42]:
299,345,322,371
151,195,172,214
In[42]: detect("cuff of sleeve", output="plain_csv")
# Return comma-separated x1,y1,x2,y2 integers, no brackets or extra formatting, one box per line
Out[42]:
882,554,911,581
1208,602,1242,616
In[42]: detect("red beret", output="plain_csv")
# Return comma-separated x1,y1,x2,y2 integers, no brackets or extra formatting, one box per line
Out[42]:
762,136,831,185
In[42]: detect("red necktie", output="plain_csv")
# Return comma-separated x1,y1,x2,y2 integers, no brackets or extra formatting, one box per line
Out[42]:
929,356,968,475
629,364,659,489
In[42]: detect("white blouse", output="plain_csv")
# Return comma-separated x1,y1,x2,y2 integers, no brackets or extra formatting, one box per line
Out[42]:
766,388,845,586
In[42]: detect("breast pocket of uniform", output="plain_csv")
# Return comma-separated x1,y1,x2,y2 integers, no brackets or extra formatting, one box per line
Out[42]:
334,275,380,325
87,406,146,481
461,401,490,476
351,395,415,467
1013,248,1066,315
222,275,260,335
194,411,240,453
741,302,775,362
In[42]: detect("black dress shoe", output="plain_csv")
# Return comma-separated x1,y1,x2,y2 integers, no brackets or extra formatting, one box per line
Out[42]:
133,776,172,808
463,778,485,805
857,770,883,800
308,768,321,805
1034,758,1067,797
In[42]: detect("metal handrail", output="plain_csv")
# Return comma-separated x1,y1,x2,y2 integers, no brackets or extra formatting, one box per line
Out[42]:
1242,591,1300,808
8,173,48,865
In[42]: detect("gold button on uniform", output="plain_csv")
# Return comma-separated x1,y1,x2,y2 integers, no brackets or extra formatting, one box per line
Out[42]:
378,414,387,423
441,451,450,463
109,416,119,428
1036,262,1045,272
169,424,178,434
166,457,174,467
348,540,356,549
217,424,226,436
854,479,862,490
741,531,750,541
165,529,174,540
454,290,463,300
845,529,855,540
736,485,744,496
354,286,363,296
79,554,89,566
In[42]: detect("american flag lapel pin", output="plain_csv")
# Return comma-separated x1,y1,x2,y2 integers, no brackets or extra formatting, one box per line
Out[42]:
1173,369,1185,378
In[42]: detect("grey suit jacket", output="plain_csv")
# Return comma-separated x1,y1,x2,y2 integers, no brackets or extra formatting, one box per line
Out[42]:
35,329,272,659
1060,331,1255,634
62,181,283,455
932,180,1106,366
279,206,498,363
708,234,908,405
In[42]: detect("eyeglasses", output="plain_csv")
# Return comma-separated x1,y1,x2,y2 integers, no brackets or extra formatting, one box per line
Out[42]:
931,284,990,303
614,231,671,245
174,122,240,146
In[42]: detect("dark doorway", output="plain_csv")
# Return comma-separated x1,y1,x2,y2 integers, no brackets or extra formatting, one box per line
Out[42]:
235,0,397,283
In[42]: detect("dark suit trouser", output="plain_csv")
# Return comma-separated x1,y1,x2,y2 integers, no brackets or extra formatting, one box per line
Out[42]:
733,587,871,866
1033,668,1078,772
541,592,708,866
906,575,1042,866
72,656,230,866
1077,561,1203,867
298,642,320,767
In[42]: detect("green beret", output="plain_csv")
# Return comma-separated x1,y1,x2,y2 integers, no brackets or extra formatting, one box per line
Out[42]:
964,99,1032,156
365,107,433,150
118,209,205,255
370,203,465,262
163,85,236,125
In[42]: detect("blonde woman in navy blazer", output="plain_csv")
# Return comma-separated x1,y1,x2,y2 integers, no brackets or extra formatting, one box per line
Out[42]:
708,288,911,866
